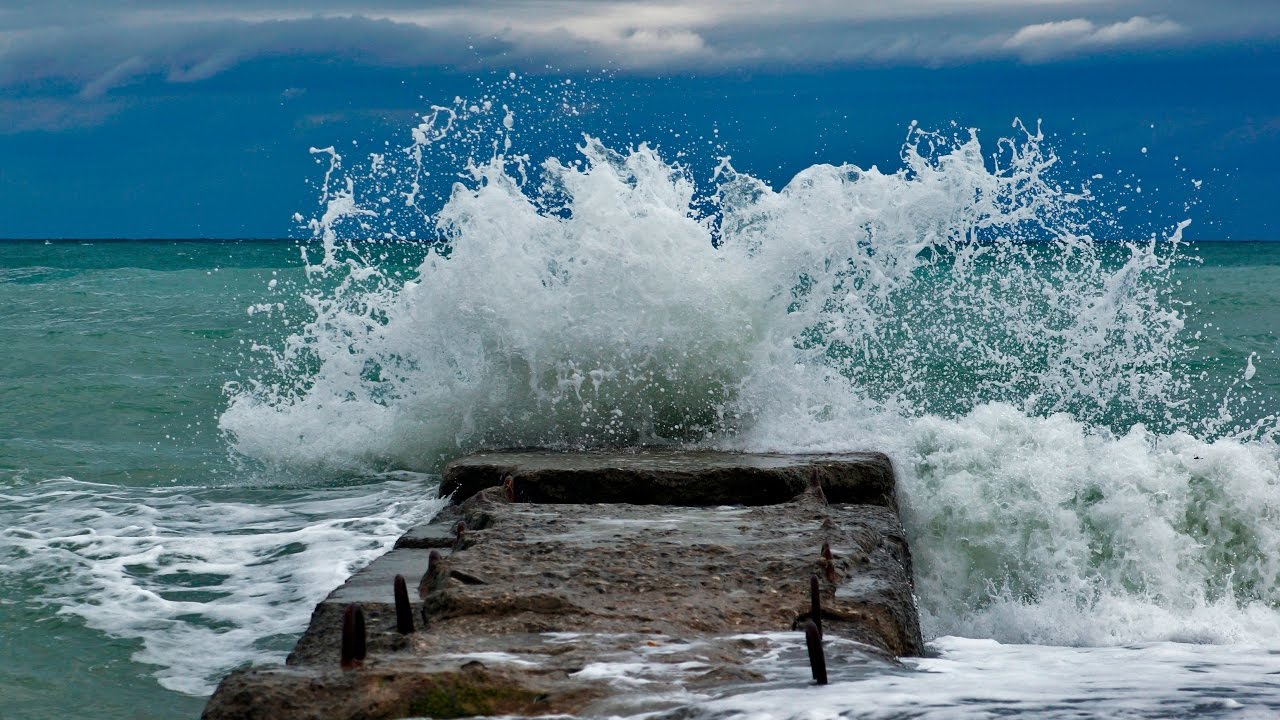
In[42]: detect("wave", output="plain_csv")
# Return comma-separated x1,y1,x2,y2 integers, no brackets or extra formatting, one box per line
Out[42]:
219,96,1280,646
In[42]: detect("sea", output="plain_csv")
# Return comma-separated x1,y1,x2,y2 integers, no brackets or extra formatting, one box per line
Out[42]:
2,95,1279,719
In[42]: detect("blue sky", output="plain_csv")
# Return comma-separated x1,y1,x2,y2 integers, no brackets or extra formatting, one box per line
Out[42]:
0,1,1277,239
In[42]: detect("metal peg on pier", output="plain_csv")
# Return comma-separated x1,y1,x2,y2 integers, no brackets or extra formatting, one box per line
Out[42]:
821,542,837,584
804,619,827,685
419,549,443,598
393,574,414,634
341,603,367,669
808,467,828,505
810,573,823,638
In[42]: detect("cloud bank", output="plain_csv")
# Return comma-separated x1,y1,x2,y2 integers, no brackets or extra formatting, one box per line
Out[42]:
0,1,1276,101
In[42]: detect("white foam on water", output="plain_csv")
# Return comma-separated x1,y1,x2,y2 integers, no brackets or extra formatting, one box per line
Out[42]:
443,651,540,667
0,477,443,695
690,636,1280,719
398,632,1280,718
726,401,1280,645
219,97,1280,659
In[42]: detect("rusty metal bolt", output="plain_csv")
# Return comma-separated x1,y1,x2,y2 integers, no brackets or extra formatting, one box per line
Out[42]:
804,619,827,685
393,574,414,634
810,573,823,638
418,549,443,598
809,467,828,505
452,520,466,551
341,603,367,669
821,542,837,584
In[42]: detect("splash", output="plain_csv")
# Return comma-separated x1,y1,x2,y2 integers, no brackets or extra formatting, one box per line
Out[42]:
222,105,1191,468
220,96,1280,646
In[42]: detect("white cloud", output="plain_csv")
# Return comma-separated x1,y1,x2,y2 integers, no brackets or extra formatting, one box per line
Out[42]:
1003,16,1186,60
1004,18,1096,49
1092,15,1183,45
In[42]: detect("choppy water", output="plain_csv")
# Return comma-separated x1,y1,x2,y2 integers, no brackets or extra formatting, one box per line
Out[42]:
0,241,445,718
3,99,1280,719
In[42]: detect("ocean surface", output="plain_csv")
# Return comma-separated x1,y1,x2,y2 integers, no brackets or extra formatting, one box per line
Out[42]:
3,108,1280,718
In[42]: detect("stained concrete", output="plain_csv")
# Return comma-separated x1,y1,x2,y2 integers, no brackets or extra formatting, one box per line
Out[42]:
203,450,920,720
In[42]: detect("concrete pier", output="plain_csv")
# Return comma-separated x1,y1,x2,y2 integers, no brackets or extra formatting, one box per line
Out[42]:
203,449,921,720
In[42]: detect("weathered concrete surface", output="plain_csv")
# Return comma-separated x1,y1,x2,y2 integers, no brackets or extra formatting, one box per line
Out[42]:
440,448,898,508
203,451,920,720
202,663,599,720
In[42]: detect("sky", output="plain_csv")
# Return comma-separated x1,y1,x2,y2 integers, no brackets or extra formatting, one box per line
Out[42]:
0,1,1278,239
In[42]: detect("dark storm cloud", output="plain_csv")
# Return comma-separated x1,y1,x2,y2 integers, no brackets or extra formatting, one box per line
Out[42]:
0,14,505,98
0,0,1277,98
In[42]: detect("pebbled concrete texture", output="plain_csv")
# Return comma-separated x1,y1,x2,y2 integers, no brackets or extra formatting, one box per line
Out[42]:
203,450,921,720
440,448,898,508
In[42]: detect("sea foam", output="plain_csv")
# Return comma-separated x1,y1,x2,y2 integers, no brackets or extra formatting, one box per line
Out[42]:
220,97,1280,648
0,477,443,695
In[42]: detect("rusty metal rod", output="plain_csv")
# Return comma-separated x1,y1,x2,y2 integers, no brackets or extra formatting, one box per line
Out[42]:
419,549,443,598
821,542,837,584
804,619,827,685
393,574,414,634
810,573,823,638
341,603,367,669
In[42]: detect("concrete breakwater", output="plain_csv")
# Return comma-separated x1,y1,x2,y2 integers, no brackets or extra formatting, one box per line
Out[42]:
202,449,923,719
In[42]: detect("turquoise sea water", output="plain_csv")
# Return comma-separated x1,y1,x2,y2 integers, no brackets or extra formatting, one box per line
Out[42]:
1,238,1277,718
4,109,1280,719
0,240,440,719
